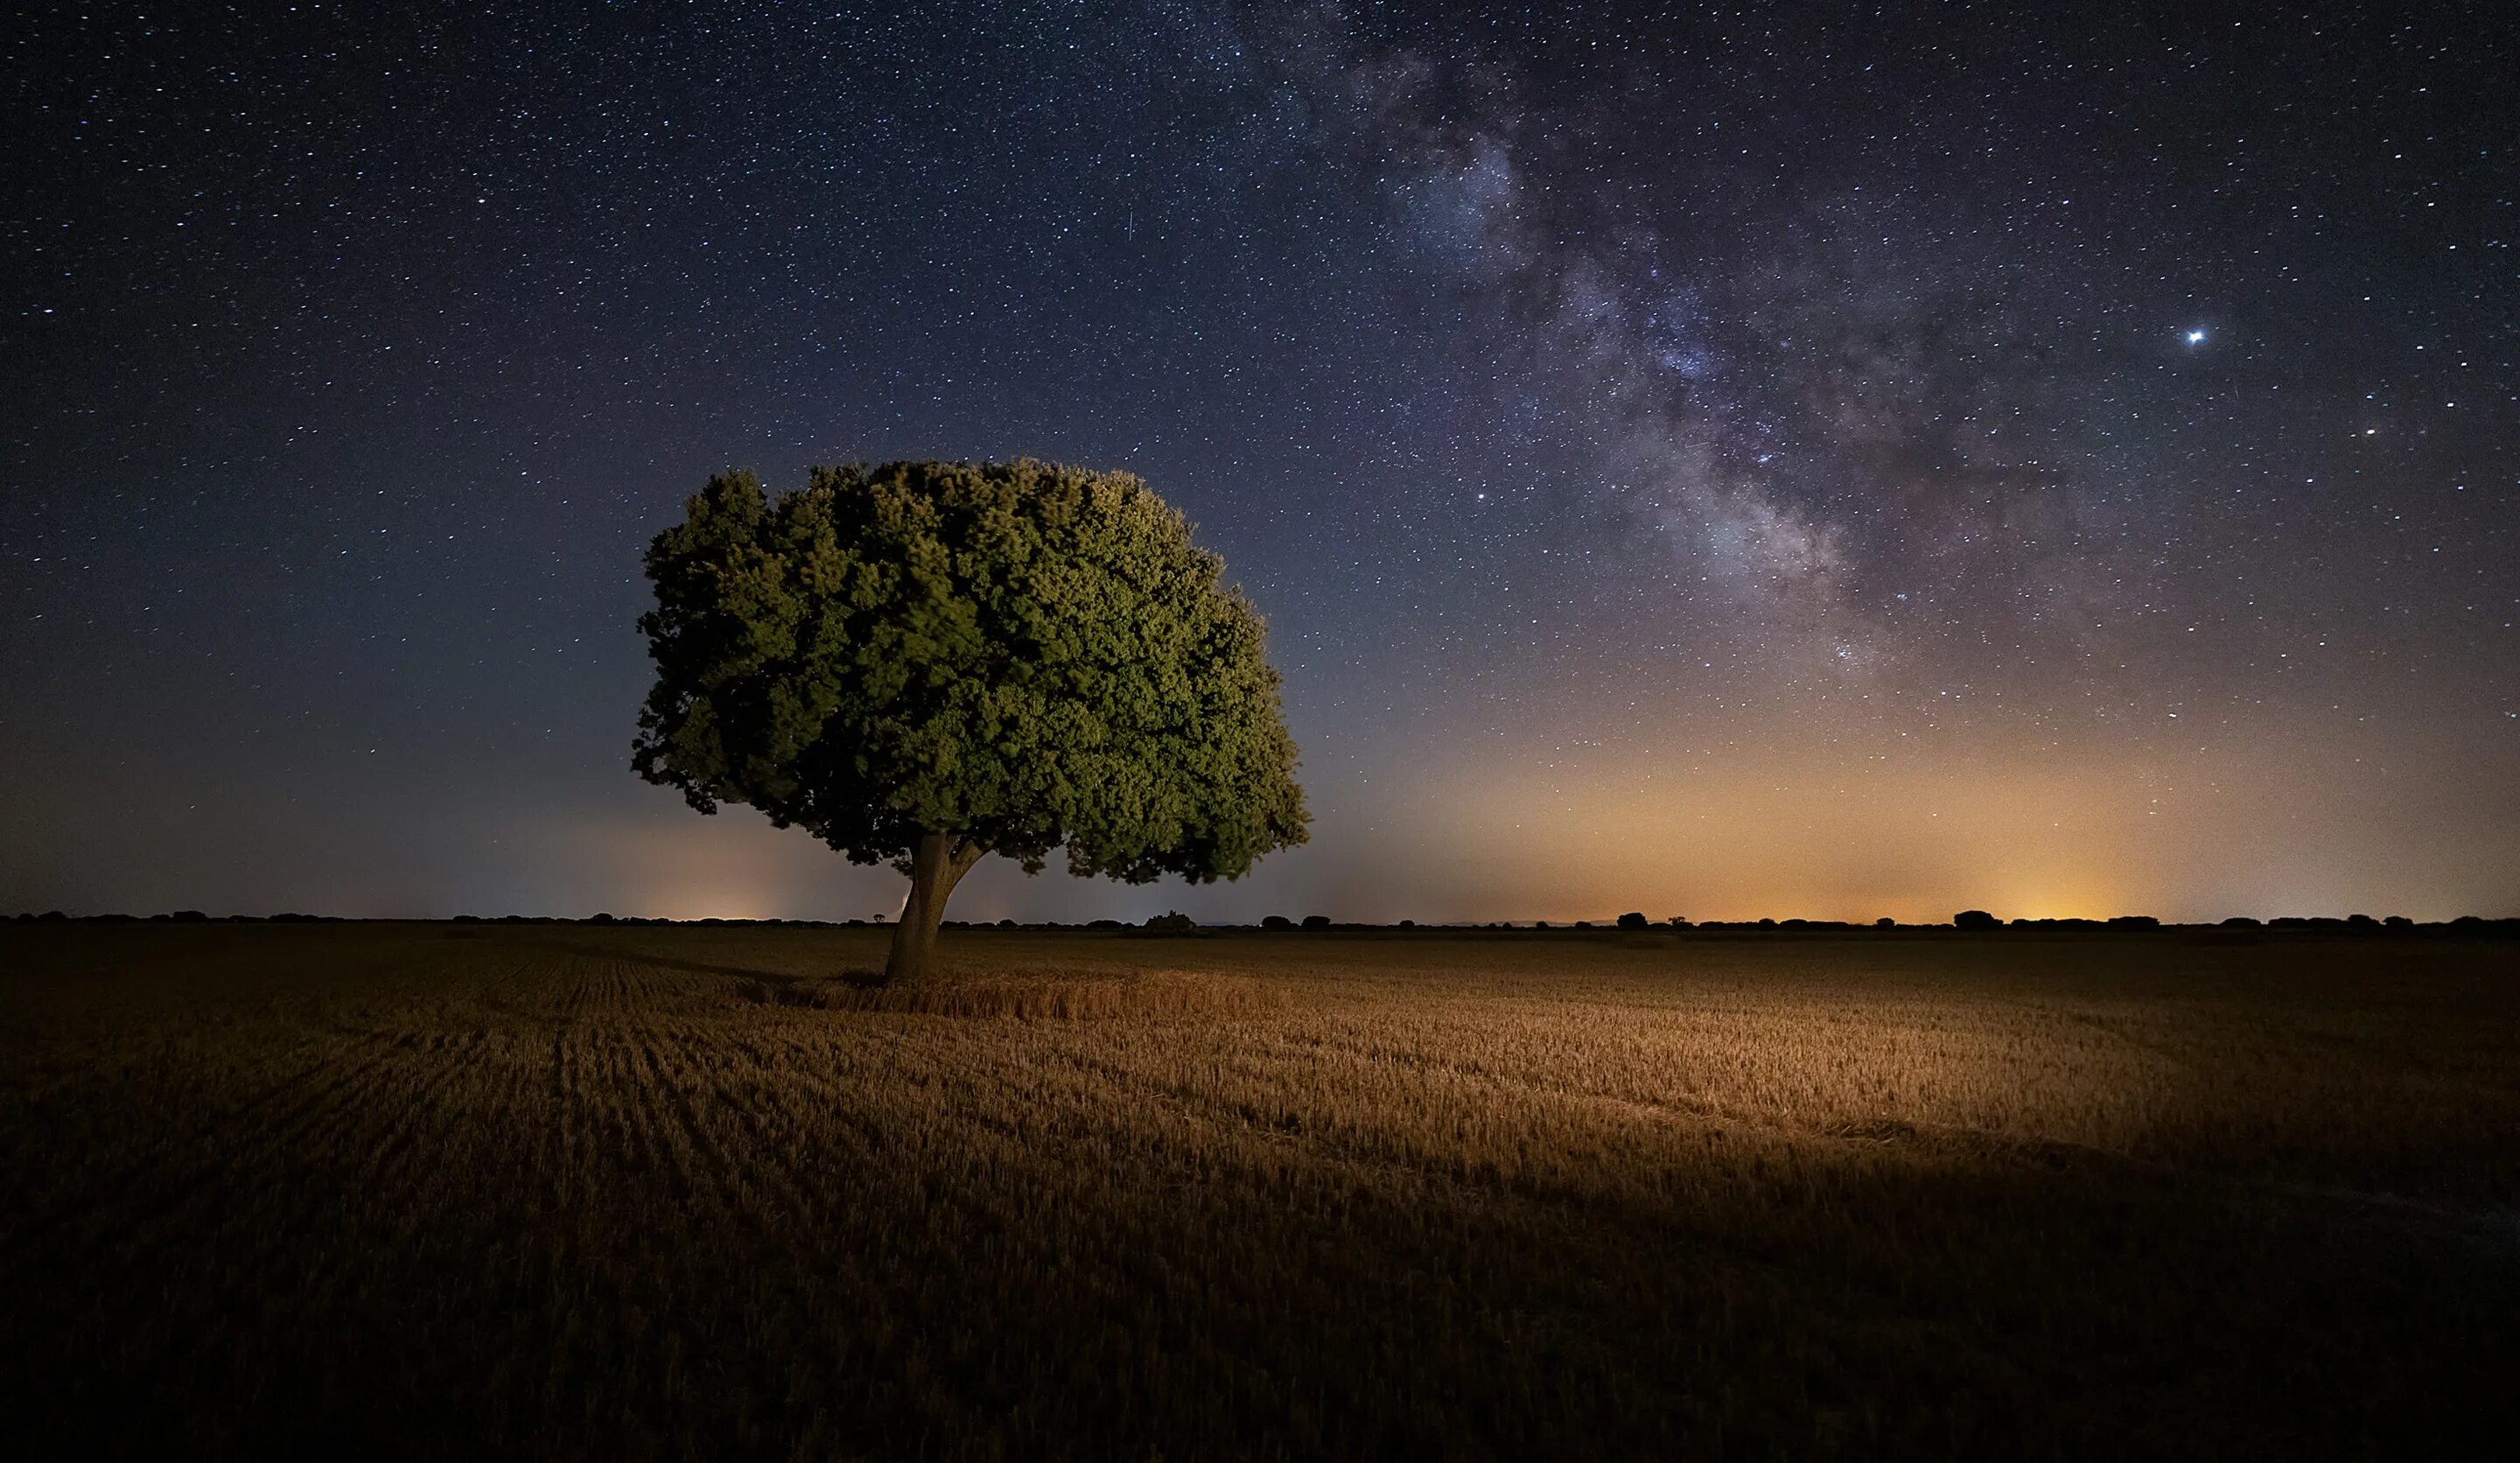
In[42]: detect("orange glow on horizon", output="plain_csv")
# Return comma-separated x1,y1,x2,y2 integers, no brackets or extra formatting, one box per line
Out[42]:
1369,733,2272,924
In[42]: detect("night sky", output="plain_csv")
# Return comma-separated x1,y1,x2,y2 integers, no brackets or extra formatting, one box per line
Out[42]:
4,2,2515,924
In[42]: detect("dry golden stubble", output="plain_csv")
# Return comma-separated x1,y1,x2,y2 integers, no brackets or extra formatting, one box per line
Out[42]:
734,963,1293,1021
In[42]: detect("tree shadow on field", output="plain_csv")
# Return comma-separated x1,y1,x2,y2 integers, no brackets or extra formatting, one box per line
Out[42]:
525,934,1277,1021
524,936,807,987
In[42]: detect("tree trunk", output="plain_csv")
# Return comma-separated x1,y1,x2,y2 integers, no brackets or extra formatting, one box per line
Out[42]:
884,830,984,984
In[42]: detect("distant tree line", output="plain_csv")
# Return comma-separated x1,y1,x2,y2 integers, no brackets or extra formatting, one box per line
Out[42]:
10,909,2516,936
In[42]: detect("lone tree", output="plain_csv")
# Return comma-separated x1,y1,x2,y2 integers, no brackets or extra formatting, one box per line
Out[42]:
633,459,1309,981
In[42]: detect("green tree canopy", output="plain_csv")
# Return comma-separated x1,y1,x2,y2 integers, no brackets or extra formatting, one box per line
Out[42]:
633,459,1309,979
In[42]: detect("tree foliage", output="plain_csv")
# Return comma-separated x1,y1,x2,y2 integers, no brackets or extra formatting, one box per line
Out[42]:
632,460,1308,967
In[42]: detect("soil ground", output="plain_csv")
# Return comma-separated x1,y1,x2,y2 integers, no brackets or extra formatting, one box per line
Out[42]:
3,921,2515,1458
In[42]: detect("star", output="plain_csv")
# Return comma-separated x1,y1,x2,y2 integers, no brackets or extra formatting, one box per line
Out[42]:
0,0,2507,926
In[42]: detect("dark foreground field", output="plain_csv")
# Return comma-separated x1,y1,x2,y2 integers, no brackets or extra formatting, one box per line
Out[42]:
3,924,2516,1459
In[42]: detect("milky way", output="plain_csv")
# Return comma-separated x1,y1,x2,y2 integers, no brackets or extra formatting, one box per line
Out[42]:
3,3,2513,921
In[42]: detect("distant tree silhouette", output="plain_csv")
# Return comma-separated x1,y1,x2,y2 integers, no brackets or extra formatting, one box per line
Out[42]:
2108,915,2160,929
1301,914,1330,929
1616,912,1648,930
1953,909,2003,930
1144,911,1196,934
1874,916,1895,928
1261,914,1293,929
633,461,1309,983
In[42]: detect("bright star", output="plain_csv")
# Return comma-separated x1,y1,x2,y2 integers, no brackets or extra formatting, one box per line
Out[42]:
2183,329,2207,345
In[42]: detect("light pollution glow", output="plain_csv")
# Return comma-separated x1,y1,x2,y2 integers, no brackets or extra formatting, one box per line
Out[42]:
2,6,2512,926
394,707,2510,928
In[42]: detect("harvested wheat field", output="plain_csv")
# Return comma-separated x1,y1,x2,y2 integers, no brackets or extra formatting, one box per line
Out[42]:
3,922,2516,1459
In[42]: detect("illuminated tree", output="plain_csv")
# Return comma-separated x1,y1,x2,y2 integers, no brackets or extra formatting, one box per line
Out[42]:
633,459,1309,981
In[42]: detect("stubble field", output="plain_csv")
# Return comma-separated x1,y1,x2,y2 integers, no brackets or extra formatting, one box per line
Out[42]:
3,921,2516,1459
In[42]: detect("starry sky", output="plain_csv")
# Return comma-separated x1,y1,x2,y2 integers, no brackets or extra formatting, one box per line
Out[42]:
4,1,2515,923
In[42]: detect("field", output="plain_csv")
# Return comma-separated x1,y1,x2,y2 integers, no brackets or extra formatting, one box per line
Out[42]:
4,923,2516,1459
